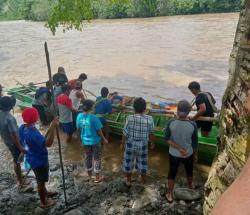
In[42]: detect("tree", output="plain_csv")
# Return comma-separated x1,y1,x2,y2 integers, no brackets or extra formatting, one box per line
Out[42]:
204,0,250,214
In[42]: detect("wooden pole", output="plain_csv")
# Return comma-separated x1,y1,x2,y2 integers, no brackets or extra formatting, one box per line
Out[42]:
44,42,68,205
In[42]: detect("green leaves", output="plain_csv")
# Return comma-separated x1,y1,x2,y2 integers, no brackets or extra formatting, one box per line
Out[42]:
47,0,93,34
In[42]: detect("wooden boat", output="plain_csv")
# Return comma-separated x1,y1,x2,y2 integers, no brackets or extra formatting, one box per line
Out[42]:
7,85,219,163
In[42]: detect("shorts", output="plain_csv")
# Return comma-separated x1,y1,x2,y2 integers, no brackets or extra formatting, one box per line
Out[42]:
6,143,21,164
168,154,193,180
60,122,75,135
196,120,213,132
123,141,148,174
33,165,49,183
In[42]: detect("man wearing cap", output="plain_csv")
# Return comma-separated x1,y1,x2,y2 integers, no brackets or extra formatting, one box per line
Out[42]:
165,100,198,203
0,96,25,187
19,107,58,208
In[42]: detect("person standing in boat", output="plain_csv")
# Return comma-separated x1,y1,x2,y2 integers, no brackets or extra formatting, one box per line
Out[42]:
19,107,58,208
165,100,198,203
69,81,85,127
53,67,69,105
32,81,52,126
57,84,77,143
95,87,113,139
188,81,217,137
0,96,26,187
121,97,155,186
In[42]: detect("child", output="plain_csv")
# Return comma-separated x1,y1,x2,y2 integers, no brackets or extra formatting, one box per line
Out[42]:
121,97,155,186
0,96,25,187
57,84,77,143
19,107,58,208
76,99,108,183
165,100,198,203
95,87,113,139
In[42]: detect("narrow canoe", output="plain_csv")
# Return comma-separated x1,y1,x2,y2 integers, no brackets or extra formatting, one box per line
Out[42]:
7,85,218,163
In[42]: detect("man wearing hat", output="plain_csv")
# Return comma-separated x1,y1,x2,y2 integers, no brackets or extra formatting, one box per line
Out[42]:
0,96,25,187
19,107,58,208
165,100,198,203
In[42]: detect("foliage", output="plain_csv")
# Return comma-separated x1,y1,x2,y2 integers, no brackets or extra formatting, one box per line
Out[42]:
0,0,243,32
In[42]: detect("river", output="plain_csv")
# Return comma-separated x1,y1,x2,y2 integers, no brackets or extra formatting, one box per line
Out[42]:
0,13,239,105
0,13,239,176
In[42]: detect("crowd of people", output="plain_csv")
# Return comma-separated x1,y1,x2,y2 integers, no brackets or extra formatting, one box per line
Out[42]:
0,67,219,208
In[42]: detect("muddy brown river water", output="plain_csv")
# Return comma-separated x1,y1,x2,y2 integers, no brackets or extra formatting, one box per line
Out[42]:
0,13,239,177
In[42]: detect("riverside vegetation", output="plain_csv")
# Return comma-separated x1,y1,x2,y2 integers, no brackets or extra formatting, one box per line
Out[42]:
0,0,242,22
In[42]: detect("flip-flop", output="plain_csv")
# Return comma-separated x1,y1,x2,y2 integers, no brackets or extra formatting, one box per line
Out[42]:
166,193,173,204
94,176,105,183
40,199,56,209
47,191,58,197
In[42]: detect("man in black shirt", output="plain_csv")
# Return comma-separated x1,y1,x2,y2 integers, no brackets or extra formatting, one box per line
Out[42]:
52,67,68,86
188,81,215,137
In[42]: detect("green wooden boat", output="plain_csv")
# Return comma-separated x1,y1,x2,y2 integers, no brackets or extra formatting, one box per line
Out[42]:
7,85,219,163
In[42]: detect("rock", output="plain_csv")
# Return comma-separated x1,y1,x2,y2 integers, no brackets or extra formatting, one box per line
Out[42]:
34,207,46,215
108,207,115,215
174,188,201,201
195,204,202,211
50,164,60,172
64,209,83,215
20,185,34,193
132,186,159,210
179,200,186,206
11,206,26,215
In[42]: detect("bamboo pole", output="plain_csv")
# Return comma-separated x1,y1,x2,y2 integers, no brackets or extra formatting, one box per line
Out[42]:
44,42,68,205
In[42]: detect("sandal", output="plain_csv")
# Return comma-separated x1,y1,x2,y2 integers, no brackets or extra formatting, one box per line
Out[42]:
166,193,173,204
94,175,105,183
40,199,56,209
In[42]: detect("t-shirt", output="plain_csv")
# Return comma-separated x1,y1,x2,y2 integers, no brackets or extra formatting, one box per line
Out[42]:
53,73,68,85
112,95,123,105
19,125,48,169
95,97,112,124
123,115,154,142
0,111,19,147
69,89,81,109
57,94,73,123
195,93,214,117
76,113,103,145
68,79,77,90
165,119,198,158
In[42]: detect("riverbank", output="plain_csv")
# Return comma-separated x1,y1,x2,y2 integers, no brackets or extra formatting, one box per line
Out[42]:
0,113,208,214
0,148,206,215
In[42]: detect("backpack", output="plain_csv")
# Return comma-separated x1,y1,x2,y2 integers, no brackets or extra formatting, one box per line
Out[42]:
199,92,219,113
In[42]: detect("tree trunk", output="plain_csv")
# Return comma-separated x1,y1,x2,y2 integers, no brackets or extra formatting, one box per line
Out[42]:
203,1,250,214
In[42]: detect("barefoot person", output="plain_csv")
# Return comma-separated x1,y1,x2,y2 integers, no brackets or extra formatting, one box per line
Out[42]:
57,84,77,143
76,99,108,183
165,100,198,203
19,107,58,208
121,97,155,186
95,87,113,140
0,96,26,187
188,81,217,137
